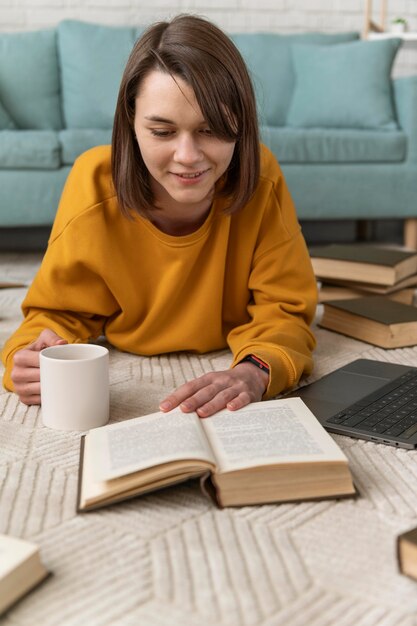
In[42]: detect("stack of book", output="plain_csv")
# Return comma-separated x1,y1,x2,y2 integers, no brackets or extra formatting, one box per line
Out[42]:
310,244,417,348
311,244,417,305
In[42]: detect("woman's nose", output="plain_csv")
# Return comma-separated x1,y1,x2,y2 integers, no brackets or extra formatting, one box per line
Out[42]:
173,134,203,164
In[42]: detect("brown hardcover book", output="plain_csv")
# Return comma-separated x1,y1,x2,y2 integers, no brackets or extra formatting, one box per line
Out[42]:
77,398,355,511
320,273,417,296
318,284,415,305
310,244,417,286
319,295,417,348
398,526,417,581
0,535,49,616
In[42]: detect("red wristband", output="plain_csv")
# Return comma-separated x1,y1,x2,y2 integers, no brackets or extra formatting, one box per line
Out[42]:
241,354,269,373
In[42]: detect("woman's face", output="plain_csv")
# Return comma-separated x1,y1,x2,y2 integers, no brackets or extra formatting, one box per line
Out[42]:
134,70,236,220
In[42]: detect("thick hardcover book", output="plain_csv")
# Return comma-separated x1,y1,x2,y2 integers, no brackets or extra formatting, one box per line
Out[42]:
398,526,417,581
0,535,49,615
320,273,417,296
318,284,415,305
310,244,417,286
76,398,356,511
319,295,417,348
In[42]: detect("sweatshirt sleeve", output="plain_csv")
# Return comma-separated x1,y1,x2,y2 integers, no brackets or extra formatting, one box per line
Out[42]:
1,235,118,391
1,150,119,392
227,158,317,399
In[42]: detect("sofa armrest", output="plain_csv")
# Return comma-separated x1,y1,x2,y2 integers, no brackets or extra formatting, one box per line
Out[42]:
394,76,417,162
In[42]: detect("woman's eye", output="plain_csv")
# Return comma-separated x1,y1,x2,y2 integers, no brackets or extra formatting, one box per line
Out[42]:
150,129,173,137
200,128,213,135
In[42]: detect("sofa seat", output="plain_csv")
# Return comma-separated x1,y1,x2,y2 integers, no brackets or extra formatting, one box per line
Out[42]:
0,130,61,169
261,127,406,163
59,129,112,164
0,167,71,225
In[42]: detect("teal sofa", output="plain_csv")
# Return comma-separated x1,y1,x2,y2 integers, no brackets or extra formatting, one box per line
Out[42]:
1,21,417,245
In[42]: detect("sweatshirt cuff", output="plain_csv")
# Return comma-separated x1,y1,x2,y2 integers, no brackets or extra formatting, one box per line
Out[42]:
2,349,19,392
232,347,296,399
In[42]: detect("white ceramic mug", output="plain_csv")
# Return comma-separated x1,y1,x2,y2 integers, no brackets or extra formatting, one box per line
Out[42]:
40,343,109,431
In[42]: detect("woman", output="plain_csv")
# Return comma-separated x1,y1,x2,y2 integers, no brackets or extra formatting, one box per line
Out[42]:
2,14,317,418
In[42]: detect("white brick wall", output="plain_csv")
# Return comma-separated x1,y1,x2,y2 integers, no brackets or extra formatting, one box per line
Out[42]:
0,0,416,74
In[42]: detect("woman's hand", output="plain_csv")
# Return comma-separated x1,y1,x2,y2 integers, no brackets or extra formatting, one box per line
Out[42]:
11,329,68,405
159,362,269,418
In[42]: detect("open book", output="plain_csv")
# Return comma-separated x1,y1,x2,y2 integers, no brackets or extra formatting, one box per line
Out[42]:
77,398,356,511
0,534,49,615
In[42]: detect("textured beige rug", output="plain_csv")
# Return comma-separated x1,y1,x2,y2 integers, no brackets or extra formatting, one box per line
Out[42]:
2,252,417,626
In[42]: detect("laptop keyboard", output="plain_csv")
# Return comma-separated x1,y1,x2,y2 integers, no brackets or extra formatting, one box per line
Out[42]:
326,371,417,440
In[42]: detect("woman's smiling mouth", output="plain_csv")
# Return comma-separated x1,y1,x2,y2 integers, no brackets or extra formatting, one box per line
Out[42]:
172,169,209,182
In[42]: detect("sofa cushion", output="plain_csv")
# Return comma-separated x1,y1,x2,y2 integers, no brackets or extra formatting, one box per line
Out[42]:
59,129,112,164
0,101,16,130
230,32,359,126
58,20,141,129
0,131,61,169
0,29,62,130
287,38,401,130
261,127,406,163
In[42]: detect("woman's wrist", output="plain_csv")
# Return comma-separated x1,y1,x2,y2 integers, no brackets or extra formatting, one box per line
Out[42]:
236,356,269,394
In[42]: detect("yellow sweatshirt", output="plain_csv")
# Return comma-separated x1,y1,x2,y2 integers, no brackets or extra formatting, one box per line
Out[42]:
2,144,317,398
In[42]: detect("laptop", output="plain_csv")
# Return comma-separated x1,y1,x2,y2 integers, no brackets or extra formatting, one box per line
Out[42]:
287,359,417,449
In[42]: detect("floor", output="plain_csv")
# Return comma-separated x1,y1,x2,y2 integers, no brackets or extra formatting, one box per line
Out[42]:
2,252,417,626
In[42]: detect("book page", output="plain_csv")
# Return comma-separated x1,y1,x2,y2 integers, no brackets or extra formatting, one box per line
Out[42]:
201,397,347,473
0,534,37,577
88,409,216,481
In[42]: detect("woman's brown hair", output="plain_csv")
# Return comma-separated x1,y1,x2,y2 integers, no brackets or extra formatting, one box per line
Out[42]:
111,14,260,218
